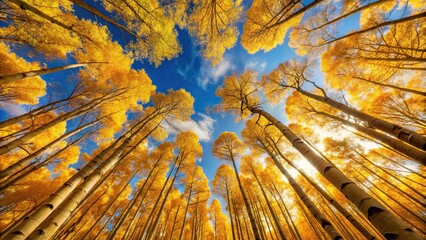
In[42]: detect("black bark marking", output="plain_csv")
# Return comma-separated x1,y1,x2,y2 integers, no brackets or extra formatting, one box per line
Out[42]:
340,182,351,191
383,233,398,240
324,166,332,174
367,206,385,220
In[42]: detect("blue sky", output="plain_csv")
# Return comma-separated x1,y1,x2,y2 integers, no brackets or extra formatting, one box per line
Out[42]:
0,0,360,195
70,0,300,182
0,0,300,194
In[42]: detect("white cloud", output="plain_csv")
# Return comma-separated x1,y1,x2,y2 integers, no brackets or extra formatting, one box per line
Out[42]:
164,113,215,142
244,59,267,73
197,56,234,90
0,102,28,116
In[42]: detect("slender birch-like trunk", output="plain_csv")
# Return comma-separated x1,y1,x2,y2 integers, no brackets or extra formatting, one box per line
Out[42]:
351,76,426,97
298,89,426,151
6,119,130,239
26,118,161,239
136,158,178,239
0,131,90,192
145,159,183,240
251,168,287,240
7,0,96,43
322,12,426,46
0,95,75,129
0,119,100,180
69,0,137,38
317,111,426,164
229,157,262,240
263,148,342,239
0,91,120,156
0,63,86,84
178,176,195,240
247,104,422,240
226,184,237,240
267,139,379,240
81,171,138,239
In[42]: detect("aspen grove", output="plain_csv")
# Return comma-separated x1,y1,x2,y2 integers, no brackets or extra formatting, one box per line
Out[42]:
0,0,425,240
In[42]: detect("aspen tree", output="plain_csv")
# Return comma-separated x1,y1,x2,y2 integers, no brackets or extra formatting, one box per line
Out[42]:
262,60,426,152
215,71,422,239
7,89,194,239
212,132,262,240
187,0,242,65
145,131,201,240
240,156,288,240
285,91,426,164
212,164,238,240
209,199,229,240
0,63,87,84
0,116,105,180
0,89,125,156
28,91,194,239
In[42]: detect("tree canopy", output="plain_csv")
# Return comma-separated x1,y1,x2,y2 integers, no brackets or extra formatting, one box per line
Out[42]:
0,0,425,239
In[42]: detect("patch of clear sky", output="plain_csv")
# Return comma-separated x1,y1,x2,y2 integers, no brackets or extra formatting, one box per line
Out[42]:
0,0,365,202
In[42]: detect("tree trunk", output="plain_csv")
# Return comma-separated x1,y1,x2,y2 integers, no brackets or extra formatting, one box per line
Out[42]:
5,109,146,239
0,91,119,156
69,0,137,38
252,170,287,240
264,0,324,31
0,95,75,129
267,139,378,240
268,184,299,239
308,0,393,32
26,138,138,239
317,111,426,164
226,185,237,240
169,203,181,240
81,171,138,239
26,117,161,239
249,194,267,240
350,146,426,205
298,89,426,151
247,104,422,240
233,199,243,240
145,157,184,240
0,119,99,180
0,131,90,192
230,157,262,240
178,176,195,240
56,181,113,240
139,158,178,239
0,63,86,84
111,151,168,238
351,76,426,97
322,11,426,46
7,0,96,43
5,136,121,239
264,148,342,239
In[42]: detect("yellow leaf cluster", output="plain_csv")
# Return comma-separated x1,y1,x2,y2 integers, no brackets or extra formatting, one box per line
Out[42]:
241,0,303,53
0,43,46,104
188,0,242,65
216,71,261,121
101,0,181,66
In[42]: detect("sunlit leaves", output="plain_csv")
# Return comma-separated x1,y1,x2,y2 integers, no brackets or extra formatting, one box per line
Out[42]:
241,0,306,53
101,0,181,66
215,71,261,120
0,43,46,104
212,132,246,161
188,0,242,65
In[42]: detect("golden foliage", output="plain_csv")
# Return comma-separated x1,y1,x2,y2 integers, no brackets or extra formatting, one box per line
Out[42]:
241,0,304,53
0,43,46,104
188,0,242,65
215,71,261,121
